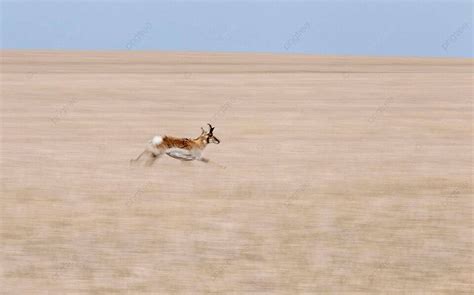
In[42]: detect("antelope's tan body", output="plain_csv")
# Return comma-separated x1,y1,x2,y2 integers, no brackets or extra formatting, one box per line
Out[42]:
159,136,206,150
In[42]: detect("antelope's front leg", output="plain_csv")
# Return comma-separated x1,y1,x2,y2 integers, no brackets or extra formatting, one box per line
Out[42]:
198,157,209,163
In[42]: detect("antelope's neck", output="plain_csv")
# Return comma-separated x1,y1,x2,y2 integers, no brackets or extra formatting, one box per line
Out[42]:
193,136,208,149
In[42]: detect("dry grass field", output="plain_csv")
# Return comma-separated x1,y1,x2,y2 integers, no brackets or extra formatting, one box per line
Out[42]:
1,51,472,294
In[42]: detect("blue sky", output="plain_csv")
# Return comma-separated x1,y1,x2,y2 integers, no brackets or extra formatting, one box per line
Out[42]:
1,1,472,57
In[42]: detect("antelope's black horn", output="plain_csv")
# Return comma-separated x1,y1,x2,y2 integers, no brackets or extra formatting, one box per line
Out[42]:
207,123,215,132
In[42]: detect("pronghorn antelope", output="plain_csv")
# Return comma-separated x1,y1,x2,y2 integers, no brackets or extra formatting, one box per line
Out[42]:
131,123,220,166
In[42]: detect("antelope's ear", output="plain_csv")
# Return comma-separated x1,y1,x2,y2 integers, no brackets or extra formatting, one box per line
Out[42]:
201,127,206,135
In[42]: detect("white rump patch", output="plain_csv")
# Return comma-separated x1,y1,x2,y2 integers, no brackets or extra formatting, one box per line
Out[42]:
152,136,163,146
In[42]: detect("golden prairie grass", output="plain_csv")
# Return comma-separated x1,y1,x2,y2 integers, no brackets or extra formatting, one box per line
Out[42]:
1,51,472,294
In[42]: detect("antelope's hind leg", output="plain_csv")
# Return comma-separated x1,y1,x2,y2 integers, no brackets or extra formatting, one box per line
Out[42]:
130,150,148,164
145,152,163,166
131,138,163,166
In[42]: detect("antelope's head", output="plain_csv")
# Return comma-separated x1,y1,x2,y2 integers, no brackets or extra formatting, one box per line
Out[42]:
200,123,220,144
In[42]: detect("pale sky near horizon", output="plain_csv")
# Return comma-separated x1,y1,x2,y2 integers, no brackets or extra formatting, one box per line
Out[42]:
1,1,472,57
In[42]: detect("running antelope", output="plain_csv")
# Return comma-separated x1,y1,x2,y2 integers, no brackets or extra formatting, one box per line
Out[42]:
131,123,220,166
